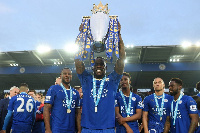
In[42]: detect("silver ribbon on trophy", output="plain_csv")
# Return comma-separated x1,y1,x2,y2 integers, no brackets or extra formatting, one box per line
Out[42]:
75,2,119,66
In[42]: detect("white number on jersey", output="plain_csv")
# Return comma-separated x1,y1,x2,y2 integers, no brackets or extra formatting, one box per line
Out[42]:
17,98,34,112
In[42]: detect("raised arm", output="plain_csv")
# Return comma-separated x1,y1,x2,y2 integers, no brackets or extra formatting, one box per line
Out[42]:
74,59,85,75
74,24,85,75
114,23,126,75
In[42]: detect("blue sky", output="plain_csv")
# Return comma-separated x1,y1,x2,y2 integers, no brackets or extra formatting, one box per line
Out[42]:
0,0,200,52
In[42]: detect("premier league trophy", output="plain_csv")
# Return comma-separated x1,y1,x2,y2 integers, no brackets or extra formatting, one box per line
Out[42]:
75,2,120,66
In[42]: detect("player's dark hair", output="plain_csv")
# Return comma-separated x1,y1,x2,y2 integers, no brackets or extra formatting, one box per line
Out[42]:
20,83,28,88
170,78,183,86
123,72,131,80
196,81,200,91
28,90,36,94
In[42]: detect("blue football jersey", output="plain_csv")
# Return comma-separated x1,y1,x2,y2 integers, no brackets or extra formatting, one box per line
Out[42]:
44,85,80,133
35,100,41,110
78,70,122,129
169,95,198,133
8,92,36,126
115,92,143,133
143,93,173,132
197,93,200,97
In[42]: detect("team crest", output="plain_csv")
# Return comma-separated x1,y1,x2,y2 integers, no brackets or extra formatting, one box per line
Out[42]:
132,97,136,101
105,78,109,81
179,100,182,104
164,99,168,102
73,91,76,95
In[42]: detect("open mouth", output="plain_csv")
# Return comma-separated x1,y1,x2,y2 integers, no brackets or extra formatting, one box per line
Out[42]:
97,70,101,72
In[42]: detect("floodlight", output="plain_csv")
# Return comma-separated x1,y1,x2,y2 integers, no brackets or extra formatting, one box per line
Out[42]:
181,41,192,48
195,41,200,47
36,45,51,53
124,59,127,63
64,43,79,53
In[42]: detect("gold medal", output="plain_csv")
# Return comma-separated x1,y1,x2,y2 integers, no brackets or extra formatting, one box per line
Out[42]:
95,106,97,112
160,117,162,121
67,109,71,113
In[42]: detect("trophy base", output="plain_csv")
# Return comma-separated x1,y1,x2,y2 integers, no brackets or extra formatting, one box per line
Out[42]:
91,41,106,53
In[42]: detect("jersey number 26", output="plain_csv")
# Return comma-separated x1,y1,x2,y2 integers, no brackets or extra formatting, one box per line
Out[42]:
17,98,34,112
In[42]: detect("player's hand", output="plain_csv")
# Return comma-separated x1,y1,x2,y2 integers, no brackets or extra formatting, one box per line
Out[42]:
118,22,121,33
0,130,6,133
79,24,83,32
117,116,126,125
139,123,144,132
45,129,52,133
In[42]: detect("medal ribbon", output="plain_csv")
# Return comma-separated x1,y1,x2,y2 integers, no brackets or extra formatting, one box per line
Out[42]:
154,93,165,120
60,83,73,109
106,18,114,62
113,18,119,58
93,76,106,107
120,90,132,117
171,92,183,125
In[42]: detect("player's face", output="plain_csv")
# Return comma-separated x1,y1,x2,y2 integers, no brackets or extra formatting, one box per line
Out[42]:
77,88,83,98
153,78,165,91
93,58,106,78
10,88,19,97
169,81,180,96
120,75,130,89
28,92,36,99
36,94,41,102
61,69,72,85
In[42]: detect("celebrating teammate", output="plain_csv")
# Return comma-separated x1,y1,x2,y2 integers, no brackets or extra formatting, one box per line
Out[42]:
74,23,125,132
115,72,143,133
1,83,36,133
44,67,81,133
164,78,199,133
143,77,173,133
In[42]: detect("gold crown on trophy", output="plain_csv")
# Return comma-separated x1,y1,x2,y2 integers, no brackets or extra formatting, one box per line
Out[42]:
91,1,110,14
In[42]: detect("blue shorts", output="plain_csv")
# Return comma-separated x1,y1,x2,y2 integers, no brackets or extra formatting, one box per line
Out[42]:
82,128,115,133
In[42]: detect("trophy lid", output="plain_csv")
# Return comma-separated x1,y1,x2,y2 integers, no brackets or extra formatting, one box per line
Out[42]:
91,1,110,14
